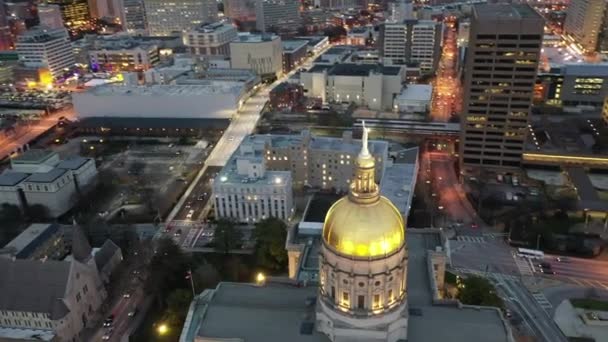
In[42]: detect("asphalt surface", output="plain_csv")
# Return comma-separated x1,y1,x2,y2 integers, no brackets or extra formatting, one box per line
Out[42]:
430,19,461,122
0,106,76,160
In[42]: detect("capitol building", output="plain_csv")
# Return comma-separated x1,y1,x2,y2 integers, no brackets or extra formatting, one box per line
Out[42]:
316,126,408,341
179,126,512,342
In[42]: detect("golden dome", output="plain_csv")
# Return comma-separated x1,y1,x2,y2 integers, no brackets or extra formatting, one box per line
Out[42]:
322,196,405,258
321,121,405,258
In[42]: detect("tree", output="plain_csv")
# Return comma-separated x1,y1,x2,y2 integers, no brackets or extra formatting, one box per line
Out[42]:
0,204,24,246
144,238,191,304
212,219,243,254
164,289,193,326
193,263,221,290
26,204,50,221
457,276,504,309
252,217,288,272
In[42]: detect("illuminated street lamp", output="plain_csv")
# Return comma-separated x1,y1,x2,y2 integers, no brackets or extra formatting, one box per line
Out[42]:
256,272,266,285
157,324,169,335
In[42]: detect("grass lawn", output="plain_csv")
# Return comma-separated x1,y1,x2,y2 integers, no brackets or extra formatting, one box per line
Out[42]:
571,298,608,312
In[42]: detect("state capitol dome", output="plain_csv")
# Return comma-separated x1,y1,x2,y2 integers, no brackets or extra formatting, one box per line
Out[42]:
322,124,406,258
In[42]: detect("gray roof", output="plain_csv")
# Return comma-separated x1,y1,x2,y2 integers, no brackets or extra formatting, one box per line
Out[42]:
70,225,92,263
94,239,120,270
307,63,401,76
0,258,71,319
0,171,29,186
474,3,542,20
2,223,59,258
11,149,57,164
563,63,608,77
24,168,68,183
56,156,90,170
197,283,329,342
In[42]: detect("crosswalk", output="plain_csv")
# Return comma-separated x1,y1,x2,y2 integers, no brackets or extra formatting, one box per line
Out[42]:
513,255,534,276
532,291,553,312
456,236,486,243
451,267,519,281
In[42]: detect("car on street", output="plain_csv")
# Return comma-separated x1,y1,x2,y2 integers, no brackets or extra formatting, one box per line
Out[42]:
228,136,235,141
103,315,114,327
556,257,569,262
186,209,195,220
123,293,131,298
128,308,138,317
471,223,478,229
174,229,182,237
102,327,113,340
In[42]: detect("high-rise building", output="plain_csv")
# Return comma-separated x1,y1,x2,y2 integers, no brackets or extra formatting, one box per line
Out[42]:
145,0,218,36
381,19,442,73
459,4,543,172
15,26,75,81
46,0,91,33
183,21,238,57
564,0,605,53
223,0,256,22
255,0,301,34
90,0,126,26
0,0,12,50
38,4,65,30
123,0,147,32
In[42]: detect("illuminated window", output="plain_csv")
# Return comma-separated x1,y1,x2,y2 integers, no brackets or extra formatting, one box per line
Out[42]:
342,292,350,307
373,294,381,308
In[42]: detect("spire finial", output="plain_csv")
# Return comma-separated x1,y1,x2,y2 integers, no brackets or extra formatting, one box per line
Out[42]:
360,121,370,158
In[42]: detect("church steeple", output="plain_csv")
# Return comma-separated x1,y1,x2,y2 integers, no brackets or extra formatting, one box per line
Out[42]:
349,121,380,205
71,220,92,263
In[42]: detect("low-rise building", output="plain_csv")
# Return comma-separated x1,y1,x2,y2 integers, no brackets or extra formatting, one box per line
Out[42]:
0,150,98,217
73,82,250,119
183,22,238,57
282,40,308,73
230,33,283,77
0,223,68,260
300,63,405,111
269,82,303,110
394,84,432,113
213,140,294,223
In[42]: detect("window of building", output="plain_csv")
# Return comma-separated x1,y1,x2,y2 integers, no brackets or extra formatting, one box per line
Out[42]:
373,294,381,308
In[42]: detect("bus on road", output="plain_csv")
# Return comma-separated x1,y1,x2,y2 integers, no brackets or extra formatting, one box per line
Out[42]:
517,248,544,259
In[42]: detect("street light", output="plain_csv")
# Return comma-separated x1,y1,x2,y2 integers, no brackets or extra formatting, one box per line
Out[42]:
157,324,169,335
256,272,266,285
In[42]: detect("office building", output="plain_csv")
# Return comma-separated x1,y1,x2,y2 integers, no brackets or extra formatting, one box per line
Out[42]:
38,4,65,30
183,22,238,57
124,0,148,32
213,141,294,223
255,0,301,34
46,0,91,33
0,0,10,51
281,39,307,73
382,19,442,73
460,4,543,171
223,0,256,22
300,63,405,111
0,62,13,84
88,37,159,72
15,26,75,81
145,0,218,36
0,150,98,217
536,63,608,108
230,33,283,77
90,0,127,25
564,0,605,53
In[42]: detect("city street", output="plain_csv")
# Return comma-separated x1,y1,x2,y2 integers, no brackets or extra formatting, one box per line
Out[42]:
420,147,477,226
499,279,568,342
0,106,76,160
430,18,461,122
538,254,608,289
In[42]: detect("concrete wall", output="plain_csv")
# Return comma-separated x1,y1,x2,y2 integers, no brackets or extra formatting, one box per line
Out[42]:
230,38,283,76
22,177,77,217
